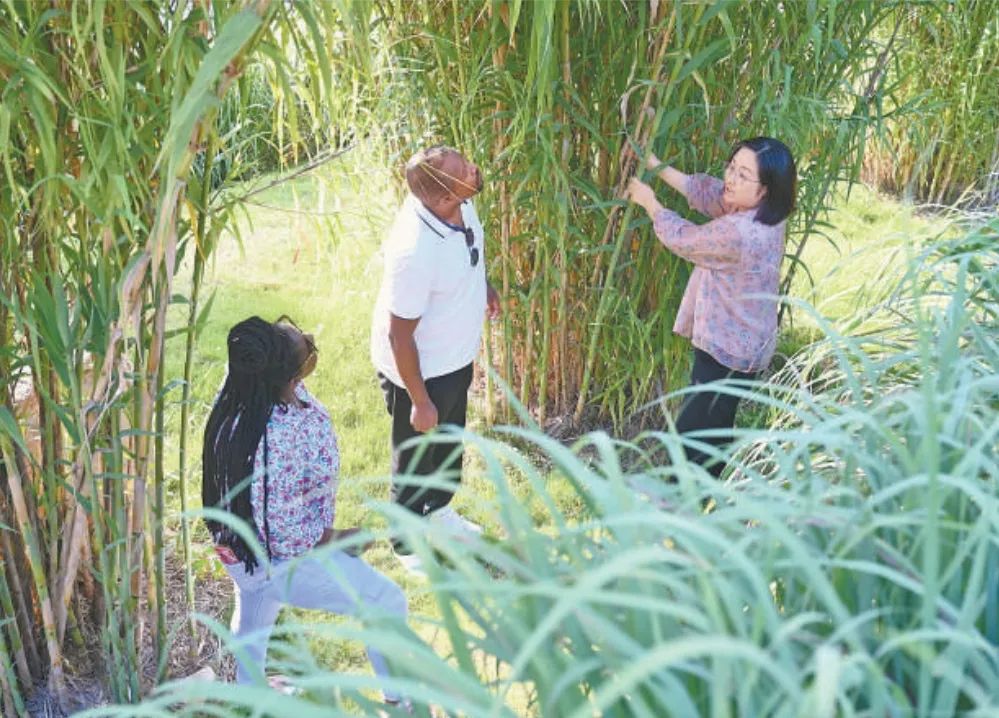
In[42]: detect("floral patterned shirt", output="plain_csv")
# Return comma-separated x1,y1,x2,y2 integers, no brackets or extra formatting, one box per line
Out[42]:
249,384,338,560
652,173,785,373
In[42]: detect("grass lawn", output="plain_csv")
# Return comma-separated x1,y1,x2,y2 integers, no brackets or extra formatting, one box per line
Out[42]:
159,159,956,706
161,159,526,707
789,181,956,324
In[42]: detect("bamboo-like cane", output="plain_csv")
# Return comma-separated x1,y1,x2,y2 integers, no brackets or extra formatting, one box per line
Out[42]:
0,508,40,679
536,238,552,428
0,441,66,710
175,21,222,656
124,1,277,678
100,414,129,700
555,0,572,419
151,352,167,676
177,234,207,663
0,636,26,718
519,244,545,410
574,9,678,424
0,557,32,689
54,335,124,644
490,23,513,423
54,467,87,645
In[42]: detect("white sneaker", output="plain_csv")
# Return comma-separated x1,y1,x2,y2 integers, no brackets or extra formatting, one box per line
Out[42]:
427,505,482,543
267,674,301,696
396,552,427,579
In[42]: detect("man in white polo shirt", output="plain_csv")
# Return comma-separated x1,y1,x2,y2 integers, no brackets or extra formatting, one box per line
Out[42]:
370,145,500,572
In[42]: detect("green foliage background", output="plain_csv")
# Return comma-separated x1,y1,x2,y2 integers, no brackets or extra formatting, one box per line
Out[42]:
0,1,995,715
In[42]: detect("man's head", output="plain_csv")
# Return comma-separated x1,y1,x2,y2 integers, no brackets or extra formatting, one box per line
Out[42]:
405,145,483,213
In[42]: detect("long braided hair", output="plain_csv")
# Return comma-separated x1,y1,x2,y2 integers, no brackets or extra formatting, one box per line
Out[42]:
202,316,299,572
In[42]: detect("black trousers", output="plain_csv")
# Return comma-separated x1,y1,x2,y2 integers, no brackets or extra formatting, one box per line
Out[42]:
378,363,474,516
675,348,757,479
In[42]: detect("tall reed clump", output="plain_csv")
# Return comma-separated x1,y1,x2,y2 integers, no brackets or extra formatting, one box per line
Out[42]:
317,0,906,429
0,1,338,711
78,219,998,717
863,1,999,208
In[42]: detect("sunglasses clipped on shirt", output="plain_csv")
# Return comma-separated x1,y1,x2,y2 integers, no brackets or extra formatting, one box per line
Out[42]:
460,226,480,268
419,213,480,267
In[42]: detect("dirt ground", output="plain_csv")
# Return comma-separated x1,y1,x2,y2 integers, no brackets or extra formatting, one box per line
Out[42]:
24,548,235,716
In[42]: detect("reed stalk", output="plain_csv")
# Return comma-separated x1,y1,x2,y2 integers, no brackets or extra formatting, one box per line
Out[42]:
0,441,66,709
0,0,339,704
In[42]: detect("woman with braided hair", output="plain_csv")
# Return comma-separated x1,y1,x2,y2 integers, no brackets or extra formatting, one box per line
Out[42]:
202,315,408,703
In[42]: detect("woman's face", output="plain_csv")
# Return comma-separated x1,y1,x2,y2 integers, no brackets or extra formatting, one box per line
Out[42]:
723,147,767,212
275,320,317,381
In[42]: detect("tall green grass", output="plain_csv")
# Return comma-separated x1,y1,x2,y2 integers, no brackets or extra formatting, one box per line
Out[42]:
0,1,339,711
2,1,993,713
863,1,999,208
314,0,904,428
81,219,998,717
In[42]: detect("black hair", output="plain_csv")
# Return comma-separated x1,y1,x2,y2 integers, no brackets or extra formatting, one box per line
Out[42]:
201,316,299,572
728,137,797,226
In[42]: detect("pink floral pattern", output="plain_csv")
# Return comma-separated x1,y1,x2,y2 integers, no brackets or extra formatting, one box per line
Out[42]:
249,384,338,559
652,173,785,373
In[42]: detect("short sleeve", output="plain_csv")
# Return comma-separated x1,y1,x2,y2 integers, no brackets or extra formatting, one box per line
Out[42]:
386,241,434,320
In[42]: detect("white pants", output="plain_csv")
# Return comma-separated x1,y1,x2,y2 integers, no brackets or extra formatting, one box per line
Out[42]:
224,549,407,699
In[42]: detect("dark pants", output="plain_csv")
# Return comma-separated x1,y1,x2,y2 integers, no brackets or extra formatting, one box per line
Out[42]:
675,348,757,479
378,363,474,516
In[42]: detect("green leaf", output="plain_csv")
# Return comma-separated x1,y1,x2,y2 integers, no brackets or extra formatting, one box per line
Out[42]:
0,406,27,455
160,8,265,177
675,38,728,84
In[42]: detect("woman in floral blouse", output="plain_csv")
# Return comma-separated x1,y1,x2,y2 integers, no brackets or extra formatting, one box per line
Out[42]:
202,315,407,704
624,137,797,478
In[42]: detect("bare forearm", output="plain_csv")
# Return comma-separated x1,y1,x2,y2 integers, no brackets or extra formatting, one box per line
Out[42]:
387,313,438,431
637,195,665,221
656,165,689,196
389,333,430,404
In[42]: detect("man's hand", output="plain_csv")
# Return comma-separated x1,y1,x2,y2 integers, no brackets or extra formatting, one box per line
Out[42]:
645,151,663,172
486,282,501,320
410,398,439,432
388,313,438,432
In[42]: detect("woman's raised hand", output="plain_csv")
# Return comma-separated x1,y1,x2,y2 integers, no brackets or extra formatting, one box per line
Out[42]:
624,176,655,209
645,152,662,172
